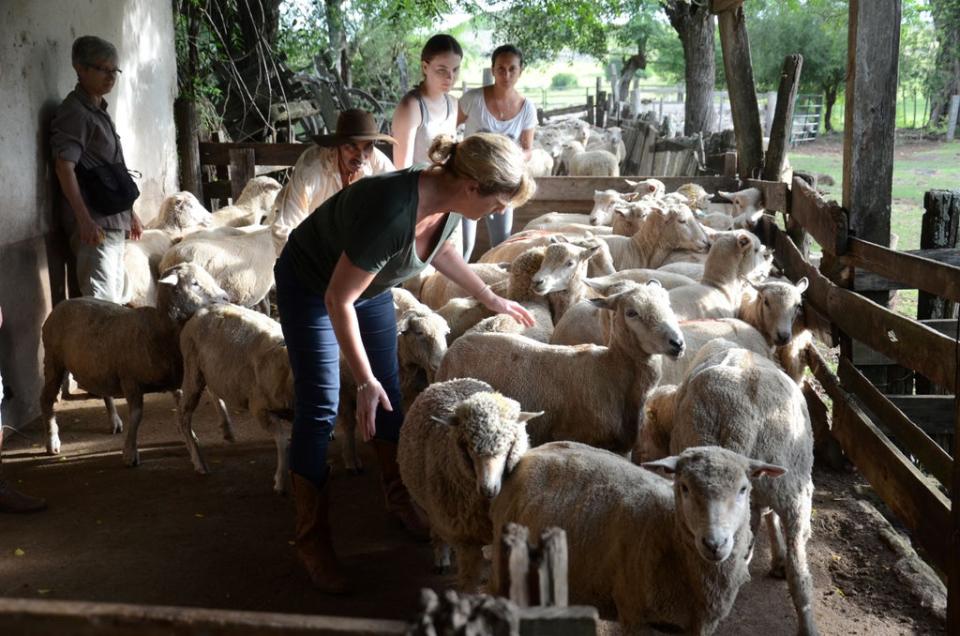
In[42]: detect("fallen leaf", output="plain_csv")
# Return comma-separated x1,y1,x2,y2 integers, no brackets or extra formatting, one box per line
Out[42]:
195,513,205,518
14,548,25,557
37,589,52,595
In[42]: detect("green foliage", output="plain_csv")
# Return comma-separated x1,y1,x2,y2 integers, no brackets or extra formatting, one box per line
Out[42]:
550,72,578,89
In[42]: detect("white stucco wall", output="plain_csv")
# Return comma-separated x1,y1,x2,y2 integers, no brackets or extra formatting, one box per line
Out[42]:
0,0,178,430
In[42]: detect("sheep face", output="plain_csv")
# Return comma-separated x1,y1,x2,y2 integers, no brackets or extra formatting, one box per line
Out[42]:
662,206,711,253
626,178,666,199
753,278,808,346
158,191,211,232
441,393,537,499
589,189,623,226
642,447,786,563
718,188,763,216
530,243,598,295
592,282,685,359
611,202,650,236
397,311,449,381
675,183,710,210
636,385,678,462
156,262,230,321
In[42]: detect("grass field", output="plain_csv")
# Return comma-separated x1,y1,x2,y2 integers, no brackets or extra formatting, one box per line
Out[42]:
790,136,960,317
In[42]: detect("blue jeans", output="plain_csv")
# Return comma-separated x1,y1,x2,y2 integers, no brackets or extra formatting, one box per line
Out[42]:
274,252,404,488
461,207,514,262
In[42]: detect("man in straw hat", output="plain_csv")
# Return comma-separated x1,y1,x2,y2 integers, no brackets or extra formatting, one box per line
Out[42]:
268,109,396,255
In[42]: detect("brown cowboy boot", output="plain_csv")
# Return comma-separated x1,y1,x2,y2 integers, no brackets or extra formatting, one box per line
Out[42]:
289,471,350,594
0,479,47,513
370,439,430,541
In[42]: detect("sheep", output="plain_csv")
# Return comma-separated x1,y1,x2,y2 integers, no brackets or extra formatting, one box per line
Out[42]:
523,211,593,230
659,242,775,284
636,339,818,636
491,442,786,634
39,263,230,466
437,280,684,455
159,226,275,309
555,140,584,176
570,148,620,177
589,189,630,226
121,229,174,307
176,303,294,494
585,125,626,162
522,221,614,236
147,191,211,237
209,176,282,227
675,183,712,210
397,378,538,589
738,278,810,382
625,177,666,199
610,200,652,237
419,262,510,310
436,297,495,344
600,205,711,271
527,241,602,322
478,233,615,278
667,231,762,320
526,148,555,178
588,269,697,291
717,187,764,217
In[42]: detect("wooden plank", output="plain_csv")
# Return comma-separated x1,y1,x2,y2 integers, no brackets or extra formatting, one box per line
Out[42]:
174,98,203,199
0,597,405,636
843,238,960,304
842,0,901,249
638,125,657,176
540,527,569,608
853,247,960,291
717,6,764,178
541,104,591,119
762,55,803,183
199,142,310,167
837,358,953,488
853,319,958,365
755,216,832,315
826,284,958,389
500,523,532,607
789,178,848,255
228,148,256,201
950,398,960,635
830,385,953,574
517,606,598,636
745,179,789,213
528,176,740,201
886,395,957,437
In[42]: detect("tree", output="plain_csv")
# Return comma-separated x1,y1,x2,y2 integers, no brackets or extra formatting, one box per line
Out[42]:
926,0,960,128
660,1,716,134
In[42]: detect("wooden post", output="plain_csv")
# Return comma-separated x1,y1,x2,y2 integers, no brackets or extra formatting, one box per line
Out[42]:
946,94,960,142
716,6,764,178
499,523,531,607
228,148,256,202
951,396,960,636
174,98,203,200
597,91,607,128
764,90,778,136
538,528,569,608
586,96,595,125
762,55,803,182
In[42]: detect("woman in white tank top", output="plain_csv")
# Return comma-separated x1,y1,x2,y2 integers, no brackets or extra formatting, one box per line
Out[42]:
391,34,462,168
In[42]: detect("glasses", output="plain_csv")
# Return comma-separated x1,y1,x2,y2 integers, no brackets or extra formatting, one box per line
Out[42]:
86,64,122,77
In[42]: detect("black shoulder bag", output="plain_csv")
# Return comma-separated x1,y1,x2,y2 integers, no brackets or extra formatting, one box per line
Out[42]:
74,117,140,216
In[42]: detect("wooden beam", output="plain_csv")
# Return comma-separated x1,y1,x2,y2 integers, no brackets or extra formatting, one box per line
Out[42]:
517,606,598,636
852,319,958,365
886,395,957,437
853,247,960,291
837,358,953,488
950,397,960,635
174,98,203,199
0,597,405,636
745,179,789,213
843,0,901,248
789,178,848,256
500,523,532,607
762,55,803,182
198,142,310,167
755,216,832,314
228,148,256,201
843,239,960,304
527,176,740,201
717,6,764,178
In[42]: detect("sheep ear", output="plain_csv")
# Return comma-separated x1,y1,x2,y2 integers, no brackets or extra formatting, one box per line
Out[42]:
430,414,457,427
397,314,412,334
645,279,663,289
580,245,601,260
738,234,752,248
717,190,734,201
624,179,638,187
516,410,544,423
747,460,787,479
641,456,679,476
588,296,615,310
548,235,562,244
157,270,180,286
795,277,809,294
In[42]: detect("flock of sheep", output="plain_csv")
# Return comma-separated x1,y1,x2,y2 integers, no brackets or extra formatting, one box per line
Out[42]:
37,123,819,635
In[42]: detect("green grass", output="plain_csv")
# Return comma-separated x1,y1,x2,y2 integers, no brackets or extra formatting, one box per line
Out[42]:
791,140,960,317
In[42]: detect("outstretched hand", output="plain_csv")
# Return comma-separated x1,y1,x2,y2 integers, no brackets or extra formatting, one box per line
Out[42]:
356,378,392,442
482,294,536,327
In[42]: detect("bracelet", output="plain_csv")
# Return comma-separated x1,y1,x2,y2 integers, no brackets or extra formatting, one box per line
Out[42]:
356,380,375,394
476,284,492,299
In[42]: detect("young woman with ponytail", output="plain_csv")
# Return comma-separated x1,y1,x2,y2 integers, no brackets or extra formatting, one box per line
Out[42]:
273,132,535,594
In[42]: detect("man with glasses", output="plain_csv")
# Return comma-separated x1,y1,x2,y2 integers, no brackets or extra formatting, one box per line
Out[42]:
51,35,142,303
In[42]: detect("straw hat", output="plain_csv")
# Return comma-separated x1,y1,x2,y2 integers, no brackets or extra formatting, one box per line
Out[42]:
312,108,396,146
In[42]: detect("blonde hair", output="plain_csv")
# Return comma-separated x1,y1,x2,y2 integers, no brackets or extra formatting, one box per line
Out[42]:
428,133,536,208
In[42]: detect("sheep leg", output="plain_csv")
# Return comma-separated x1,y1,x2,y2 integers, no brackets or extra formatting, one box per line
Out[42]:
41,357,65,455
780,483,818,636
121,387,145,467
255,408,290,495
256,295,271,316
209,389,236,442
104,397,124,435
765,510,787,579
177,367,209,475
454,543,486,593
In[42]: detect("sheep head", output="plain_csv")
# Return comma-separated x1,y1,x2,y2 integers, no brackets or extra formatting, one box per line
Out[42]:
397,310,450,381
154,191,211,234
589,280,685,360
156,262,230,323
749,278,808,346
433,392,539,499
236,176,283,214
642,446,786,562
660,205,711,253
589,189,623,226
531,242,599,295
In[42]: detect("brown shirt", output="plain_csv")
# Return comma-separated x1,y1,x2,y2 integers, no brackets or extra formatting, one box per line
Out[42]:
50,85,132,232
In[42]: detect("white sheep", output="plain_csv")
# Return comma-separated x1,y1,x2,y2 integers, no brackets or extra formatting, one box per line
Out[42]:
601,205,711,270
147,191,211,237
176,303,293,494
717,187,764,217
39,263,230,466
667,230,762,320
659,242,775,284
555,140,584,176
210,176,282,227
437,280,684,455
121,229,174,307
418,263,510,310
610,200,652,237
526,148,555,178
625,177,666,199
159,226,275,309
738,278,810,382
491,442,785,634
636,339,818,636
585,125,626,162
588,189,630,226
570,148,620,177
523,211,593,230
397,378,538,589
478,232,615,278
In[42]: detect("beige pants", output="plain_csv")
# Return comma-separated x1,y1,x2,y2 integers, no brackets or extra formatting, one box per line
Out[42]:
70,228,125,302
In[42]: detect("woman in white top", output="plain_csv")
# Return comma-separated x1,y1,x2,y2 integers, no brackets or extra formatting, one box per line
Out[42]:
458,44,537,261
391,34,462,168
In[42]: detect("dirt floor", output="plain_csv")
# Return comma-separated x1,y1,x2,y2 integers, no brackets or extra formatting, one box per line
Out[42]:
0,392,947,634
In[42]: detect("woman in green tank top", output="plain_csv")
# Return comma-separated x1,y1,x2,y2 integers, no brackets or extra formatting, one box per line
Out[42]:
274,132,536,593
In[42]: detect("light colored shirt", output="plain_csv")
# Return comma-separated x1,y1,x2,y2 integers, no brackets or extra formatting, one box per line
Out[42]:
460,87,537,143
409,90,458,164
267,144,395,255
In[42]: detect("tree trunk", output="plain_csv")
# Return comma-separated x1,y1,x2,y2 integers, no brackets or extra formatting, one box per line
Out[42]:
617,49,647,105
927,0,960,127
664,1,717,135
823,84,838,132
325,0,347,82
